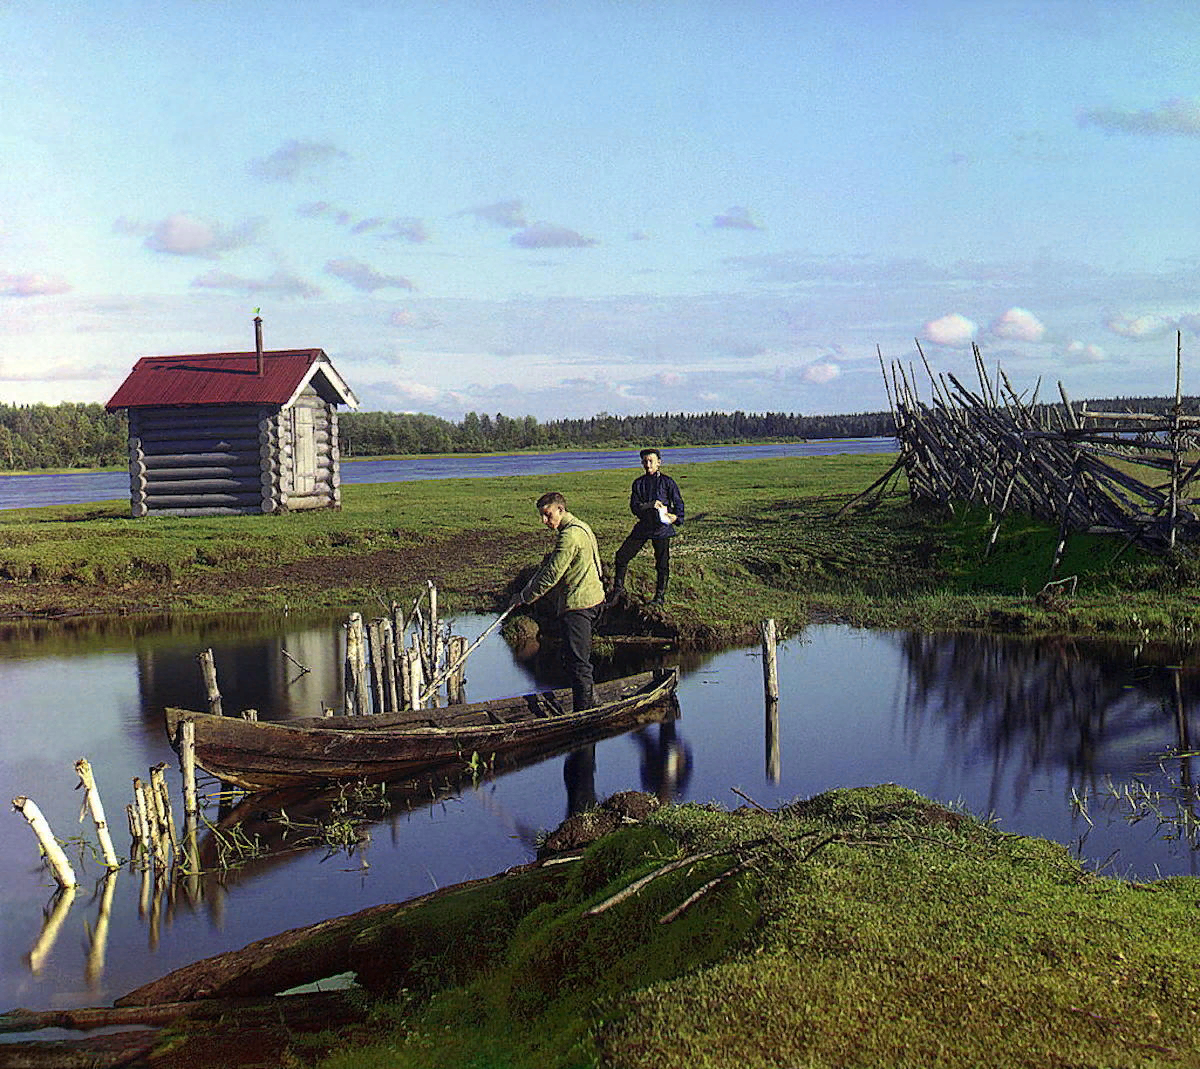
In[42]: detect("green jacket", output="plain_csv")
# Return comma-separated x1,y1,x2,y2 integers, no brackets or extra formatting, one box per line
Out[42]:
520,513,604,611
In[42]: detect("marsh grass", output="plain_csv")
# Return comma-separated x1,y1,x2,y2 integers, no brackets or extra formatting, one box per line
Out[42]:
308,785,1200,1068
2,453,1198,640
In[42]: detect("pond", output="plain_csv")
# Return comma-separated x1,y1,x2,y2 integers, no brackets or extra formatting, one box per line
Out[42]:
2,612,1198,1022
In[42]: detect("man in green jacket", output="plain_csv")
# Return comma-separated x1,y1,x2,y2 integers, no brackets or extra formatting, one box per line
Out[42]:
511,491,605,709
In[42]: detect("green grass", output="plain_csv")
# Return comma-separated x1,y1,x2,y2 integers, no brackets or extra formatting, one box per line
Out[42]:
295,786,1200,1069
2,453,1199,641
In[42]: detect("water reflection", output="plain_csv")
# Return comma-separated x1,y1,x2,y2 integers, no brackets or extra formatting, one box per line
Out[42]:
8,616,1200,1019
892,631,1200,797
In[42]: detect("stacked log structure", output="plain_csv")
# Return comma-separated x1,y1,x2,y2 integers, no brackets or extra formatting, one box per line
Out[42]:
887,335,1200,557
126,389,340,517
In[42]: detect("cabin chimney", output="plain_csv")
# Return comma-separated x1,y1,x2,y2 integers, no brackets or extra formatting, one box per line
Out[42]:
254,315,264,376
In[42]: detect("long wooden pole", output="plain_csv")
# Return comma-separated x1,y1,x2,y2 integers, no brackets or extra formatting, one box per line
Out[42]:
420,606,515,704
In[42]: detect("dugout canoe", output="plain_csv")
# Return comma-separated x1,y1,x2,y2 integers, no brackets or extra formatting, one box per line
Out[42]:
165,667,679,792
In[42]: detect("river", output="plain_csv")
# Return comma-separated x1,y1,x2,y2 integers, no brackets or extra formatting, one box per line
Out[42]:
0,439,896,510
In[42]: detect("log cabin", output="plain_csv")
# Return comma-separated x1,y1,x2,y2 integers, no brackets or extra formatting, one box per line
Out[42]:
106,325,359,517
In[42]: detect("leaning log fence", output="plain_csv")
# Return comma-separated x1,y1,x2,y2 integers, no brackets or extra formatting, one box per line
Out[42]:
880,334,1200,574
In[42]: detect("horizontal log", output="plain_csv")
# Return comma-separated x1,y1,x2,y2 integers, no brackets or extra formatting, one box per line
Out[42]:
144,506,266,517
142,452,253,469
283,494,336,511
141,438,261,455
145,491,265,508
142,478,261,494
142,464,263,481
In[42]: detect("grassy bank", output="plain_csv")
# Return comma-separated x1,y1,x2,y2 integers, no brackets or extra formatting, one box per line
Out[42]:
132,786,1200,1068
2,453,1199,642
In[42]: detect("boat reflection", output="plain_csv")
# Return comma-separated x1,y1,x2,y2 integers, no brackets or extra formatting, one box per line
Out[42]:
180,694,685,909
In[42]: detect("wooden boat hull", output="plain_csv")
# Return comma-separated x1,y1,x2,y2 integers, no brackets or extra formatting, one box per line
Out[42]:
166,667,679,792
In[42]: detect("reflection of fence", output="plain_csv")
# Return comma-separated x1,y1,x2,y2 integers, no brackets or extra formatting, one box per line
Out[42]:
878,335,1200,569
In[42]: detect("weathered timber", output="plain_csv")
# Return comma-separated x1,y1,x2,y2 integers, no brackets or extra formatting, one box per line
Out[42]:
165,668,679,792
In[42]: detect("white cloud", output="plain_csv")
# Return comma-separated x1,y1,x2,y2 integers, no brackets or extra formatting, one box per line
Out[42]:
137,213,262,258
712,206,764,231
510,224,597,249
325,259,415,292
0,273,71,297
922,312,977,346
1079,97,1200,137
801,361,840,384
1106,313,1173,339
248,139,349,182
191,270,322,299
1063,340,1106,364
989,307,1045,342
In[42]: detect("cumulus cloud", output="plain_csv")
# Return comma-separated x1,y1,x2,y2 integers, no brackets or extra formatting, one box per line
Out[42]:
325,258,415,292
1106,313,1174,338
510,224,597,249
1062,340,1106,364
922,312,977,346
0,272,71,297
801,361,840,384
1079,97,1200,137
464,200,528,228
713,206,764,231
126,213,262,258
248,139,349,181
191,269,322,299
989,307,1046,343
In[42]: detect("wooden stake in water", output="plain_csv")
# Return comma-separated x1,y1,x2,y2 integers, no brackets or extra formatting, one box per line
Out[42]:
74,758,119,870
345,612,369,715
13,796,77,889
178,718,199,829
446,635,469,704
407,642,425,710
150,763,178,859
198,649,223,716
760,619,780,702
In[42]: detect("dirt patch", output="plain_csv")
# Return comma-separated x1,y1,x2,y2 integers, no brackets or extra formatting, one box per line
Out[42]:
538,790,663,856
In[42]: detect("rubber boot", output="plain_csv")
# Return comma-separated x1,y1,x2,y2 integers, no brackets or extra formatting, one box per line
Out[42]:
650,576,668,606
572,683,596,710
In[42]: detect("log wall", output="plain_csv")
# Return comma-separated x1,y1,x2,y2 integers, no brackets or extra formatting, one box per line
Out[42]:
127,388,342,517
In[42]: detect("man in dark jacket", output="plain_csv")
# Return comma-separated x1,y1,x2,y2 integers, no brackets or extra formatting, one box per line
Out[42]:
611,448,684,605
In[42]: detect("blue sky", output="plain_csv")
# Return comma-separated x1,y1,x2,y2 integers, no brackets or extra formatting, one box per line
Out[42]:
3,0,1200,421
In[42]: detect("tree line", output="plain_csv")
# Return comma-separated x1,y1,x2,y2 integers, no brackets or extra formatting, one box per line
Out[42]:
14,395,1200,471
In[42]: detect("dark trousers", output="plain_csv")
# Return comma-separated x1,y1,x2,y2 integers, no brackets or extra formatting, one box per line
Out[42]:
561,603,601,695
614,532,671,594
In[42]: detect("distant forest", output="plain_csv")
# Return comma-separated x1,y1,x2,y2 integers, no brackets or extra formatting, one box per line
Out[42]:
3,394,1196,471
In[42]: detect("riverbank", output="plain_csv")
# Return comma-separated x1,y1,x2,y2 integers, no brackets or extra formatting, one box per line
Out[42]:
11,785,1200,1068
0,453,1195,644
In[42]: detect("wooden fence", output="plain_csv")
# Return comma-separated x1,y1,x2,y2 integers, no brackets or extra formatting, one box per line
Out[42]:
874,334,1200,574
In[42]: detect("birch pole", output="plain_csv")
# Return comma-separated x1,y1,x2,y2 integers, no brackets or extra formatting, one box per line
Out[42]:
13,797,77,889
74,758,119,870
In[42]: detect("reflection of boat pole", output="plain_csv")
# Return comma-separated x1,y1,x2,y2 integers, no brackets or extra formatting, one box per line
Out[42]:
761,619,781,783
27,886,76,974
86,870,119,988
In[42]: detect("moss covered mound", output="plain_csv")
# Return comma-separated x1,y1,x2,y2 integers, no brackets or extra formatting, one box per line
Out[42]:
307,784,1200,1069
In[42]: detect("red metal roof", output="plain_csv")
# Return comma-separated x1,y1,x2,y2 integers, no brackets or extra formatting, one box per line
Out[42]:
105,350,357,410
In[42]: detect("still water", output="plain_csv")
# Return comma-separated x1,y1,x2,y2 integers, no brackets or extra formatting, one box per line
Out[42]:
0,439,896,510
2,613,1198,1018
